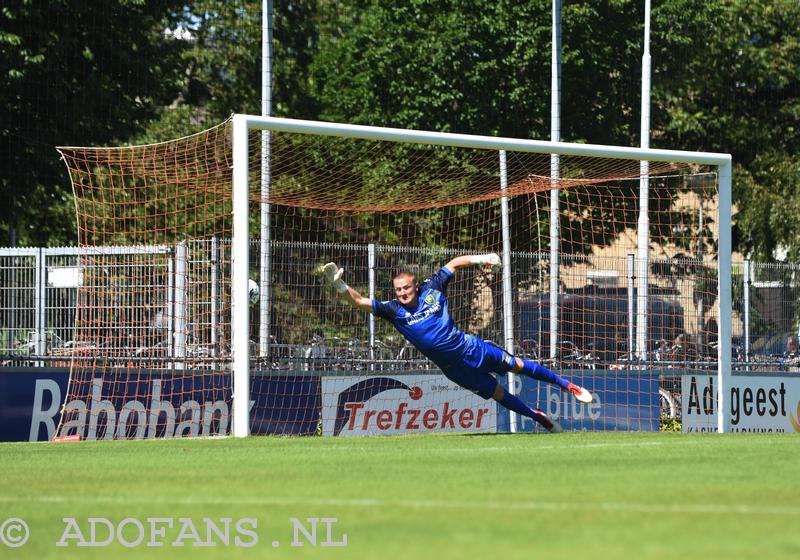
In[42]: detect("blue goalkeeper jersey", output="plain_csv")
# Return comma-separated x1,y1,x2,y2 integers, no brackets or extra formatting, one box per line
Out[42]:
372,266,470,368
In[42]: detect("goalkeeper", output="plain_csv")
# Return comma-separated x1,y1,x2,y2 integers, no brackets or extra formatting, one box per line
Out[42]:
321,254,592,433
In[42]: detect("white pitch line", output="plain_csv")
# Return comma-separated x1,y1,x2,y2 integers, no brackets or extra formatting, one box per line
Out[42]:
298,439,713,453
0,436,777,455
428,441,669,452
0,439,665,451
0,494,797,516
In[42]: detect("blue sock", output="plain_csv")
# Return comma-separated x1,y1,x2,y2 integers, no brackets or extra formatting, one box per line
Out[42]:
518,358,569,390
499,390,551,428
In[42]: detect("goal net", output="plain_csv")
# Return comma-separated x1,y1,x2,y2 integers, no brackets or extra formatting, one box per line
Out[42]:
55,116,731,439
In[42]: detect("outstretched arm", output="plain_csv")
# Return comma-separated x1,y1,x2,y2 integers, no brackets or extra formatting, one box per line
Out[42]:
340,284,373,313
444,253,501,273
321,262,373,313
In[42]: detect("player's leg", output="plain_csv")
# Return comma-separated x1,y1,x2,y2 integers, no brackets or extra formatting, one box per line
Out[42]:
439,365,560,432
490,384,562,433
509,357,593,404
475,338,593,404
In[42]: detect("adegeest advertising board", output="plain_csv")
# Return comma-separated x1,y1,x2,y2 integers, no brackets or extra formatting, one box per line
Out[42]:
681,372,800,433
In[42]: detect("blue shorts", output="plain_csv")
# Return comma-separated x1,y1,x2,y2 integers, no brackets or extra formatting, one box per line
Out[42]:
439,336,516,400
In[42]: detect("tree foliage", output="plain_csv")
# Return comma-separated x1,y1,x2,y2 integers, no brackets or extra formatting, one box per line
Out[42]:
2,0,799,260
0,0,186,245
310,0,800,259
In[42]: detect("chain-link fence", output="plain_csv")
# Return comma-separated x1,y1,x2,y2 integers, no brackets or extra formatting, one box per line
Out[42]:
2,243,798,373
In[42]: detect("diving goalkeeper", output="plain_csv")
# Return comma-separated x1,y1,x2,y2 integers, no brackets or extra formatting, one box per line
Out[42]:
321,254,593,433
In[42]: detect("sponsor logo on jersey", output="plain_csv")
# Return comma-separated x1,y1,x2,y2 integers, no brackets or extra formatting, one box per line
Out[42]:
406,301,442,325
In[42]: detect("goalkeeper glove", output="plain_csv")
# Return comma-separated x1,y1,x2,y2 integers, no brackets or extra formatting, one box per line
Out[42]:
321,262,348,293
468,253,501,270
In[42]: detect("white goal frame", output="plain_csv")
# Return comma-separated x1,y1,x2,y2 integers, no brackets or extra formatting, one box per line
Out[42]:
230,114,733,436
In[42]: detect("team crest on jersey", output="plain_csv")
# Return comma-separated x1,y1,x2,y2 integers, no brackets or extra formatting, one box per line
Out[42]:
424,294,435,305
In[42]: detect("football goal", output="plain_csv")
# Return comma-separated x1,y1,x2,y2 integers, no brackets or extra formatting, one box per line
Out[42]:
54,115,732,439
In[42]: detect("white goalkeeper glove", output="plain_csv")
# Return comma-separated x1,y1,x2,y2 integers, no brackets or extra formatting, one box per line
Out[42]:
468,253,501,271
321,262,348,293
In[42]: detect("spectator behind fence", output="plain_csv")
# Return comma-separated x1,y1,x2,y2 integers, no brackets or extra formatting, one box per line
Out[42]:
782,335,800,372
674,333,698,362
785,335,799,357
703,317,718,354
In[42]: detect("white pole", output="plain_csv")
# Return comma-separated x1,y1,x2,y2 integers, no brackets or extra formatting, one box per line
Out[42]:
232,115,251,438
368,243,376,372
717,159,733,433
240,116,731,166
636,0,652,361
258,0,273,358
210,237,219,357
743,259,751,363
174,242,188,370
499,150,517,433
35,248,46,360
166,255,174,359
627,254,635,359
550,0,561,362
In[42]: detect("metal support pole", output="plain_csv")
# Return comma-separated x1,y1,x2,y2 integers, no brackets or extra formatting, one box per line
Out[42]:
499,150,517,432
258,0,274,359
636,0,652,361
166,255,174,359
627,254,635,359
210,237,219,357
368,243,376,372
35,248,46,360
549,0,562,363
174,242,188,370
743,259,751,363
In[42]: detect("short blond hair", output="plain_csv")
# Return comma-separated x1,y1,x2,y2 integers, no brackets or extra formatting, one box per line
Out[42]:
392,271,416,284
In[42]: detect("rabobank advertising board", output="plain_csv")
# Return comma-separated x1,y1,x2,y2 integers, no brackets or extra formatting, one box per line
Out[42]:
0,367,320,442
681,372,800,433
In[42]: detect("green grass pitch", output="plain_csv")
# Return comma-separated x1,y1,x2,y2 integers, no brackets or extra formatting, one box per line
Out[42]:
1,432,798,559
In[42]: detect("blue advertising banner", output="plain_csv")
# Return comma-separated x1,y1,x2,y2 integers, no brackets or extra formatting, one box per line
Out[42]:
1,367,657,441
0,368,70,442
251,373,320,436
496,369,660,432
0,368,320,442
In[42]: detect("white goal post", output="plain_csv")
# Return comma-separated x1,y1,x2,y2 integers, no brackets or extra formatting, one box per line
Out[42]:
230,114,733,436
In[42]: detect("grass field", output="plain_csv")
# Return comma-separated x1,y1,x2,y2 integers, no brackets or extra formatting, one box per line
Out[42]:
1,432,798,559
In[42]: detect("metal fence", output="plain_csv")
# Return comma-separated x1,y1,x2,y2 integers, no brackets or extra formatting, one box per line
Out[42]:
1,248,71,358
1,244,798,372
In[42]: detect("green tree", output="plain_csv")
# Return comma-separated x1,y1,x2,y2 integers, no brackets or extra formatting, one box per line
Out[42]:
133,0,343,141
312,0,552,137
736,152,800,261
651,1,800,259
652,1,799,161
7,0,798,261
309,0,799,258
309,0,650,251
0,0,187,246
